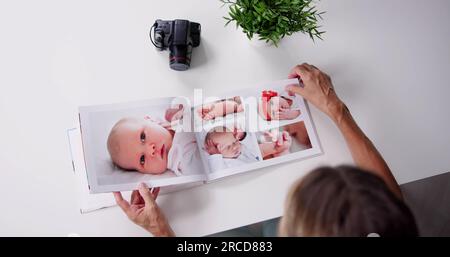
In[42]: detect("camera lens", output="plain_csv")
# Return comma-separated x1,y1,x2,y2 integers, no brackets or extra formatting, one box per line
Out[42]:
169,44,192,71
154,33,163,47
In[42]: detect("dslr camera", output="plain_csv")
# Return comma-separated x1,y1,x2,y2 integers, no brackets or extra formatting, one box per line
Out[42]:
150,19,201,71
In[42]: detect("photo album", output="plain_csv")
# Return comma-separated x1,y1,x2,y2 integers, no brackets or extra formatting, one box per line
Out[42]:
69,78,322,201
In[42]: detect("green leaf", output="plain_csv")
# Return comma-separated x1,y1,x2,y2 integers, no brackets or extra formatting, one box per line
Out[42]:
221,0,325,46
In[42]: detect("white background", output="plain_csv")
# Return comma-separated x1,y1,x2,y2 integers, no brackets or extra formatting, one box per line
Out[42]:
0,0,449,236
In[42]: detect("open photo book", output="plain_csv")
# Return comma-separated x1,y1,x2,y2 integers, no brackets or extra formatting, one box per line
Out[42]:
69,78,322,203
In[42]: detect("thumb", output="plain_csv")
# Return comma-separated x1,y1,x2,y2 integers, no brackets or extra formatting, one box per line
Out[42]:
288,73,298,79
138,183,156,206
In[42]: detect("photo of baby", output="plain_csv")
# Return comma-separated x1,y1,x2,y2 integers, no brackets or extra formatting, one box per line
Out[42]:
256,121,312,161
197,96,244,120
194,96,245,131
78,98,206,193
78,79,322,193
258,89,301,121
198,123,262,173
107,103,200,177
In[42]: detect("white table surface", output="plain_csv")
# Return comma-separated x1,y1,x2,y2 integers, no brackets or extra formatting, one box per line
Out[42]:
1,0,449,236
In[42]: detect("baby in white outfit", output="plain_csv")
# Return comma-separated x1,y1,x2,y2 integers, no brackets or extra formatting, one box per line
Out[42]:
106,104,203,176
203,126,260,172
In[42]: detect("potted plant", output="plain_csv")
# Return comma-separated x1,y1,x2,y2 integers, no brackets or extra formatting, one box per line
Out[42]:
221,0,325,46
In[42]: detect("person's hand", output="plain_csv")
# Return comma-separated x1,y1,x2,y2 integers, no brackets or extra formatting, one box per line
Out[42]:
113,183,174,237
286,63,344,120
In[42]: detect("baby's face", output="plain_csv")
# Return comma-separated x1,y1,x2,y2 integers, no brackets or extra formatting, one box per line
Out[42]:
212,132,242,158
110,118,172,174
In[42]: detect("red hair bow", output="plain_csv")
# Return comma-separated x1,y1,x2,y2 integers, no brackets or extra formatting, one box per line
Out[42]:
261,90,278,120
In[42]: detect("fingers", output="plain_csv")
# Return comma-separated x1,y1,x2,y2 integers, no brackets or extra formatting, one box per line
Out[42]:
275,132,284,146
288,63,310,78
217,143,226,152
288,65,302,79
275,131,290,146
138,183,156,206
284,134,292,148
113,192,131,214
134,184,160,205
300,63,316,71
151,187,161,200
288,62,321,80
274,108,288,120
131,190,143,205
287,73,298,79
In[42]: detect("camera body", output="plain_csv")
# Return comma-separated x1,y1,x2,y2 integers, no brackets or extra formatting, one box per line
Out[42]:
152,19,201,71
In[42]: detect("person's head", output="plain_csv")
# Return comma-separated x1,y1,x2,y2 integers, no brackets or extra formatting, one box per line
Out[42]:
107,117,173,174
204,126,242,158
279,166,418,237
